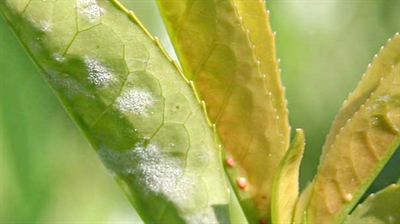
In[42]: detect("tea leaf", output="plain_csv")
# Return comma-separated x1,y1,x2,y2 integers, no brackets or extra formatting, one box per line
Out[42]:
0,0,230,222
156,0,290,221
271,129,305,224
293,184,312,224
321,33,400,162
343,184,400,224
303,33,400,224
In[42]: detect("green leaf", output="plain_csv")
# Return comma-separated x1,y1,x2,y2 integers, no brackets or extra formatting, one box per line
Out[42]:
343,184,400,224
300,33,400,224
293,184,312,224
271,129,305,224
156,0,290,221
0,0,230,222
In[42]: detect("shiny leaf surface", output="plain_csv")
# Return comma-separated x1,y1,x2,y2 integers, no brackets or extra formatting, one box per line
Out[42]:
0,0,230,222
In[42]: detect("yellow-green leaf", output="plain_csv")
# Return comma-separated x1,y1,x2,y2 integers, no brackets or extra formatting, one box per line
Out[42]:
156,0,290,221
343,184,400,224
271,129,305,224
303,33,400,224
321,32,400,162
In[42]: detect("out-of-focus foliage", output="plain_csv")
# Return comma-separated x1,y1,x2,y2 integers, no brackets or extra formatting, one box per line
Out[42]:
1,0,399,222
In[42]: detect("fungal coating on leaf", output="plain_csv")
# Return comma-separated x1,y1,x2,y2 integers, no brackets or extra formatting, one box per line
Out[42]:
77,0,105,24
84,57,115,87
115,89,153,115
0,0,230,222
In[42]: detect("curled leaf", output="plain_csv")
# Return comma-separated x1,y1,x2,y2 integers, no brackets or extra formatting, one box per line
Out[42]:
271,129,305,224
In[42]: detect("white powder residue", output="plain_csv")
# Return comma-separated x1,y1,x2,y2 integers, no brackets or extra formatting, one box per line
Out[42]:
184,210,219,224
84,58,114,86
135,144,183,194
98,144,182,195
77,0,105,23
53,53,65,62
98,144,220,223
115,89,153,115
40,20,52,32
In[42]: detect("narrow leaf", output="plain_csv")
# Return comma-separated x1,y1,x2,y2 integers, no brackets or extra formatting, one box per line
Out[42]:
303,34,400,224
0,0,230,222
293,184,312,224
271,129,305,224
343,184,400,224
156,0,290,221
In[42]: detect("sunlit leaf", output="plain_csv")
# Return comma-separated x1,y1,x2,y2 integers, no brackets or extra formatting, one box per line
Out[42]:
321,33,400,162
271,129,305,224
300,33,400,224
0,0,230,222
293,184,312,224
343,184,400,224
156,0,290,221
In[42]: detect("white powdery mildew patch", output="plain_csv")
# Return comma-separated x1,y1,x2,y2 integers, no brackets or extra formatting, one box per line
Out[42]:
115,89,153,115
52,53,66,62
39,20,52,32
98,144,182,195
135,144,183,194
98,144,218,223
77,0,105,23
84,58,114,87
184,210,219,224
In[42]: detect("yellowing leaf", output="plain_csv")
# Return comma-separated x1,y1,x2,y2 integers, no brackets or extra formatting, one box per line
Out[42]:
156,0,290,221
271,129,305,224
343,184,400,224
321,32,400,161
303,33,400,224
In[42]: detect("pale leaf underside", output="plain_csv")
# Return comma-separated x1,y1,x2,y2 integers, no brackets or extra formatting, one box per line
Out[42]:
297,33,400,224
156,0,290,221
343,184,400,224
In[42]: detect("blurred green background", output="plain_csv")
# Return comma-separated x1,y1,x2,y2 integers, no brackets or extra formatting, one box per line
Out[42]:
1,0,399,223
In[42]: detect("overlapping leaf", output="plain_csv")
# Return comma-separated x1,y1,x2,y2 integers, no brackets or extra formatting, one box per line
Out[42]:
271,129,305,224
156,0,290,221
295,33,400,224
343,184,400,224
0,0,230,222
